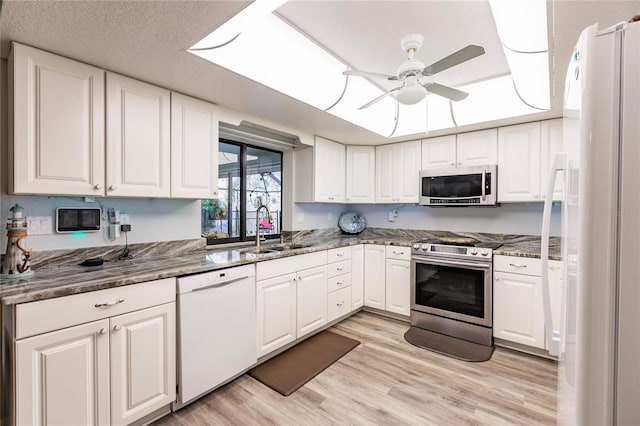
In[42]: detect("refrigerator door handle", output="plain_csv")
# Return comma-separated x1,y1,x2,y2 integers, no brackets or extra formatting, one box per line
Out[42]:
541,152,566,357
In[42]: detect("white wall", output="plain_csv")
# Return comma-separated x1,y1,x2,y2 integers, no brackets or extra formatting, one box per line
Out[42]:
291,202,560,236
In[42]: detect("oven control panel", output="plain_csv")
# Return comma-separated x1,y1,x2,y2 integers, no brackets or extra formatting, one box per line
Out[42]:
412,243,493,261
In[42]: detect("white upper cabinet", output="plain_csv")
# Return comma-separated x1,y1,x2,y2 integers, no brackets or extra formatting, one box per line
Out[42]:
497,119,562,203
345,145,375,203
498,122,542,202
106,73,171,197
456,129,498,166
376,140,421,203
421,135,456,169
170,93,219,199
421,129,497,170
295,136,345,203
540,118,564,201
10,42,106,196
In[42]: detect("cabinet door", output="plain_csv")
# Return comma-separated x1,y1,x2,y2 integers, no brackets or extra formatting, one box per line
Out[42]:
456,129,497,166
106,73,170,197
375,144,394,203
170,92,219,199
385,258,410,316
16,319,110,426
11,43,105,196
364,244,386,309
346,146,375,203
351,244,365,310
110,303,176,426
314,137,345,202
497,122,541,202
394,140,422,203
493,271,545,349
296,265,328,338
421,135,456,169
540,119,564,201
256,273,297,357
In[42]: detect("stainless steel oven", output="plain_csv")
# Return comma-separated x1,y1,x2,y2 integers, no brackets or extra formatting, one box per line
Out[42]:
410,240,499,346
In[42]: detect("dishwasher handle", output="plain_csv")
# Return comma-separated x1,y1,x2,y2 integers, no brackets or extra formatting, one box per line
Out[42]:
191,275,250,293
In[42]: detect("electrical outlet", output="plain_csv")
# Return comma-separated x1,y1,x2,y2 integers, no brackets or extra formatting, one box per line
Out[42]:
120,213,130,225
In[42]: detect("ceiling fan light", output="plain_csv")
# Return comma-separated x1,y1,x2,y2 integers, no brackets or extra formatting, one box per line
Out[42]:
395,84,426,105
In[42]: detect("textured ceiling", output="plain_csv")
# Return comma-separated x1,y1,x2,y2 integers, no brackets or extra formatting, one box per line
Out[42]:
1,1,639,145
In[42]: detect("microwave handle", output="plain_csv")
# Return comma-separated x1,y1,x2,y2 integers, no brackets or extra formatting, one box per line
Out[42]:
481,169,486,202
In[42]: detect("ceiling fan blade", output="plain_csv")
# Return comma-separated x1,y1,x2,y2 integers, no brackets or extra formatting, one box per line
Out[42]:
343,69,398,81
424,83,468,101
422,45,485,76
358,87,402,110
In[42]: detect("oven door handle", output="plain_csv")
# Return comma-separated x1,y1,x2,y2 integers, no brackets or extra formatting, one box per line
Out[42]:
413,257,491,271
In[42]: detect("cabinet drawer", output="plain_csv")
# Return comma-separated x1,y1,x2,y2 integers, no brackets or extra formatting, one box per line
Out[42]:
328,273,352,293
327,259,351,278
386,245,411,261
328,287,352,322
16,278,176,339
493,255,541,276
257,251,327,281
327,246,352,263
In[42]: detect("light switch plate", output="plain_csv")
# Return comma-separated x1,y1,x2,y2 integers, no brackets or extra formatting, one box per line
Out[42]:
26,216,53,235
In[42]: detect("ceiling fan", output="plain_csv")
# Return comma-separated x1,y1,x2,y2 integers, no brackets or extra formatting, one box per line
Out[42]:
344,34,485,110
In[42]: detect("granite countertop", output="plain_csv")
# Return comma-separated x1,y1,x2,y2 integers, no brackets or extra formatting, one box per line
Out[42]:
0,230,561,306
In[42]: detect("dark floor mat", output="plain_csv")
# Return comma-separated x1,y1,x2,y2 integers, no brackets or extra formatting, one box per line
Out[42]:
248,330,360,396
404,326,494,362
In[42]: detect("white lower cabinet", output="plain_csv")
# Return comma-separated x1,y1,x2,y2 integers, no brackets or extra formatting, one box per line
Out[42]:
296,266,328,338
14,279,176,426
351,244,365,310
328,287,352,321
256,273,297,357
384,246,411,316
364,244,386,309
256,251,328,357
493,255,564,352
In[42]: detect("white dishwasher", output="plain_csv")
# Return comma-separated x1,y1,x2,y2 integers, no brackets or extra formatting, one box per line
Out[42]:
175,264,257,408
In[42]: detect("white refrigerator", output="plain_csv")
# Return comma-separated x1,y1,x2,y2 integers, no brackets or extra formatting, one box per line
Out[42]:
541,20,640,425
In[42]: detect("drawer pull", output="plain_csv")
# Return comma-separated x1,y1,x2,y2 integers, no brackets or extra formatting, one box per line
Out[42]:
113,324,122,331
336,281,343,286
95,298,124,308
337,253,344,257
393,250,404,255
508,263,527,268
337,301,344,307
337,267,344,271
99,328,108,335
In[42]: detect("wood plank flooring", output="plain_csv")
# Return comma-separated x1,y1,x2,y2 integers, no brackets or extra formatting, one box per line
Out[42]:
154,312,557,425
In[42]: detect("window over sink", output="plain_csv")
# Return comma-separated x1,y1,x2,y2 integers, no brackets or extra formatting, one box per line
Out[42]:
202,140,283,245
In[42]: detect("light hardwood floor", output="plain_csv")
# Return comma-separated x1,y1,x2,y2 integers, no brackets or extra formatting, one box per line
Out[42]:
155,312,557,425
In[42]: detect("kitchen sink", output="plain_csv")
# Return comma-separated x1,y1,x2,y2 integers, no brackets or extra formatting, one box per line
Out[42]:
244,243,311,254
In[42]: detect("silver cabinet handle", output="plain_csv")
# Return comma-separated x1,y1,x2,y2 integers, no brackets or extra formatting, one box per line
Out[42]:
509,263,527,268
337,253,344,257
113,324,122,331
95,298,124,308
481,169,487,202
336,281,343,286
297,276,302,281
108,185,116,191
99,328,108,335
94,184,103,190
392,250,405,255
450,162,455,166
337,267,344,271
337,301,344,307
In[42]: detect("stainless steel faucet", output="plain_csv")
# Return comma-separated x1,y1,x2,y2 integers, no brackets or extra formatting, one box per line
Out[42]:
255,202,271,251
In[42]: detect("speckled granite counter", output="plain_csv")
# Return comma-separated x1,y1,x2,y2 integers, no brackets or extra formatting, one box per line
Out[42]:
0,229,561,305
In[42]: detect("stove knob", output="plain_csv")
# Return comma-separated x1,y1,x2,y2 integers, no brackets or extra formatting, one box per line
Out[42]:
481,249,489,256
413,244,420,250
421,244,429,250
470,249,478,255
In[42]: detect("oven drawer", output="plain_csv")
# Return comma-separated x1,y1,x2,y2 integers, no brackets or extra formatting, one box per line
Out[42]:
386,246,411,261
494,255,541,276
328,273,351,293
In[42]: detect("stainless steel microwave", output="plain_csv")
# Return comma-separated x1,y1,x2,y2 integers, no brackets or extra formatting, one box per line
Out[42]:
419,164,498,206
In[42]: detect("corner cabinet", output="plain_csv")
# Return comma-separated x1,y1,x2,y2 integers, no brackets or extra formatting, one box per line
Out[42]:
106,73,171,197
363,244,386,309
170,92,219,199
14,278,176,426
9,42,106,196
375,140,421,203
295,137,346,203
